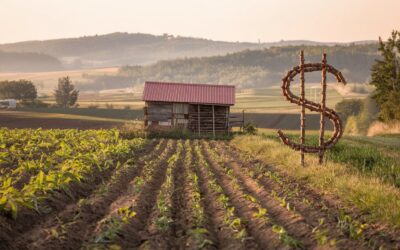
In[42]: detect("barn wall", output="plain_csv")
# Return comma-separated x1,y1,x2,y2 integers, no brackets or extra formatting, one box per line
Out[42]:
145,101,189,129
144,102,231,133
188,104,230,133
146,102,173,126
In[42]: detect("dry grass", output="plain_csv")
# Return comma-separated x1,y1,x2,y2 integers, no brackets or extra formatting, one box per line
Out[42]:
367,121,400,136
230,135,400,228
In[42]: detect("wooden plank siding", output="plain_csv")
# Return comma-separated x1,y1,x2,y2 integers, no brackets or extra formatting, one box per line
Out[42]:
188,104,229,133
144,101,230,134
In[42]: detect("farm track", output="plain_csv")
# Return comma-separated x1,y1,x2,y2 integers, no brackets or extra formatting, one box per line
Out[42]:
214,141,400,249
2,138,399,249
9,139,164,250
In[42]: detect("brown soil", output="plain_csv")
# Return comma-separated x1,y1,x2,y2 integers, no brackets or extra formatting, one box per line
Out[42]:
192,141,259,250
3,140,159,250
218,141,400,249
0,111,121,129
2,139,399,250
0,166,114,250
113,141,178,249
200,141,292,250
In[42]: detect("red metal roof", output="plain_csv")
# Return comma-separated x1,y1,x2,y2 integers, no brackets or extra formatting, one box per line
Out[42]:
142,81,235,105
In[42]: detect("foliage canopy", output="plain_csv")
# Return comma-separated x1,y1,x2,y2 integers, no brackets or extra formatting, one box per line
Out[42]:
370,30,400,121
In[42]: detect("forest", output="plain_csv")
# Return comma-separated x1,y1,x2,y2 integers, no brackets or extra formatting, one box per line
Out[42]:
77,43,379,91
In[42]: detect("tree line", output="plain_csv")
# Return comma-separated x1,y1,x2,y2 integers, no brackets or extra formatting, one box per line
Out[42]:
0,77,79,108
335,30,400,133
76,43,380,91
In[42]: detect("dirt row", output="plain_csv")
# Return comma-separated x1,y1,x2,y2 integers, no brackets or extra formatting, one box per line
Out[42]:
0,139,164,249
210,140,400,249
2,139,399,249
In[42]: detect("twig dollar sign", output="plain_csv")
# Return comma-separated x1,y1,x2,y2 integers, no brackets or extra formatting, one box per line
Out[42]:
277,51,346,165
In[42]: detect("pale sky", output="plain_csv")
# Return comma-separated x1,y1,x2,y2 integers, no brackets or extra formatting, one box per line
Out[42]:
1,0,399,44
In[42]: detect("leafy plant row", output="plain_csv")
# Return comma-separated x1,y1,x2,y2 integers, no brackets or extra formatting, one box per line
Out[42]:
202,141,304,249
234,147,366,244
91,139,174,245
192,141,248,242
0,128,147,219
153,140,183,232
184,140,212,248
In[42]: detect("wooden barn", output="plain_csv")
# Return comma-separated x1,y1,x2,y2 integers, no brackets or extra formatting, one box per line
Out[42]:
142,81,235,134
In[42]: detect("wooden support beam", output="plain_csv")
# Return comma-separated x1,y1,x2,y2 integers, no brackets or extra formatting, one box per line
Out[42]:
227,107,230,134
143,106,148,127
319,53,327,164
300,50,306,166
212,105,215,138
197,104,200,136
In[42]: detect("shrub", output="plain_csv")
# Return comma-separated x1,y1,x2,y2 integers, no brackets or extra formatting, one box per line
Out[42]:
243,123,257,135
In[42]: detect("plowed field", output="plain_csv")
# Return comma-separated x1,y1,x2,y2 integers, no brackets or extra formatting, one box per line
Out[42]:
1,139,399,249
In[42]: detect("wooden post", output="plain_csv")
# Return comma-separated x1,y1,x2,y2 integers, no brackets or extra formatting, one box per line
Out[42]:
144,106,148,127
300,51,306,166
319,54,327,164
242,109,245,132
197,104,200,136
212,105,215,138
227,107,230,134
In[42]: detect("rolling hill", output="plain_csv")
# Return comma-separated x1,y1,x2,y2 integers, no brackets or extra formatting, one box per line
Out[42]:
76,44,380,91
0,32,377,70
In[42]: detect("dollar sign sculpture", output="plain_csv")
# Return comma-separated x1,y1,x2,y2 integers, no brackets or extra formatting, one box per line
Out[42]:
277,51,346,165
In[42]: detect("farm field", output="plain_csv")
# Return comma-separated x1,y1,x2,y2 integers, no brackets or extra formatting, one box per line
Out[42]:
0,129,399,249
8,108,333,130
0,110,125,129
0,67,119,93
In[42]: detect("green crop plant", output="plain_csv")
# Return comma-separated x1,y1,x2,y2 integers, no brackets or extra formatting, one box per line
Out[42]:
193,141,248,242
0,128,147,218
154,140,183,232
272,225,304,249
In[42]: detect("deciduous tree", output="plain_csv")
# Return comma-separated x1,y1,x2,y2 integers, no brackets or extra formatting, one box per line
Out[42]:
370,30,400,121
54,77,79,108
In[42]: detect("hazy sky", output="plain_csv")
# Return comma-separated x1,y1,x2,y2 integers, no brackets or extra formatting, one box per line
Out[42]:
1,0,399,44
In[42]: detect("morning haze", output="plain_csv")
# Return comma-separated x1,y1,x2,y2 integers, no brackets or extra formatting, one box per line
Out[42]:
1,0,399,44
1,1,400,249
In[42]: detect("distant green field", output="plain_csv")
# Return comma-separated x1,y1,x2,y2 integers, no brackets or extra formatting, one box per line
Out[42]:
16,83,368,130
0,67,119,92
233,84,366,113
257,129,400,187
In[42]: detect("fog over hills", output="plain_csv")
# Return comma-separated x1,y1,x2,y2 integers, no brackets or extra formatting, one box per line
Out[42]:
76,44,380,91
0,32,377,71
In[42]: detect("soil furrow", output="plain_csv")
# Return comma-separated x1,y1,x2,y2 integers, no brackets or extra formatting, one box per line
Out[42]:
213,141,368,249
191,141,254,250
12,139,163,250
82,139,174,249
200,140,286,250
224,141,400,249
170,141,188,248
146,140,184,250
113,140,178,249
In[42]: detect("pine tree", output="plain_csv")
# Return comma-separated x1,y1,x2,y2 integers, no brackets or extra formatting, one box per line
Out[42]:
370,30,400,121
54,77,79,108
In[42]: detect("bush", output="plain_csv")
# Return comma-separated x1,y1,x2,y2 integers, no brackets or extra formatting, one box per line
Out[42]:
243,123,257,135
0,80,37,101
335,99,363,121
343,96,379,135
